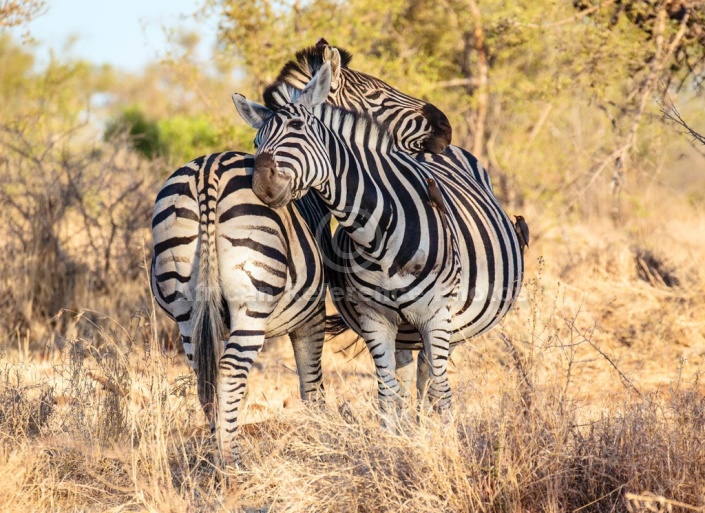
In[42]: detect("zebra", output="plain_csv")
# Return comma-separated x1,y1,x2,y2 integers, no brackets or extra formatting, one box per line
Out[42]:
233,61,523,419
150,43,453,466
262,41,505,404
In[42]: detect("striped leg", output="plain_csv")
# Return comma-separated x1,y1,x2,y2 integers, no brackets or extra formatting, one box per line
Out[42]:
416,350,431,412
418,308,453,413
395,349,414,402
289,303,326,403
359,312,402,425
417,344,456,413
216,310,266,468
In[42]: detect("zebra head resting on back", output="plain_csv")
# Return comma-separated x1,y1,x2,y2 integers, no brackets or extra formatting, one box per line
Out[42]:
233,62,524,419
263,39,452,154
263,47,523,406
234,62,461,417
152,43,458,467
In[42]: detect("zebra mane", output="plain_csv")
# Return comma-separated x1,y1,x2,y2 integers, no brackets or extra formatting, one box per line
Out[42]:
276,43,353,83
263,43,353,110
315,103,394,153
262,81,298,110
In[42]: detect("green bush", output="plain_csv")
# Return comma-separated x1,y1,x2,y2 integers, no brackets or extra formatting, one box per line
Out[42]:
104,107,224,162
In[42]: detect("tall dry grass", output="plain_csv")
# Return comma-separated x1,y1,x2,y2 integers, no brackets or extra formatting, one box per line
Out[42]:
1,195,704,512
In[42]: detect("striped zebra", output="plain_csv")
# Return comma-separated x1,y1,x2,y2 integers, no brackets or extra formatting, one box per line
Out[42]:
262,42,504,405
150,44,452,466
233,62,523,418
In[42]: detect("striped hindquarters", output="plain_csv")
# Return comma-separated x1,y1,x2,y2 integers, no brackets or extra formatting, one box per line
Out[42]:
150,152,329,342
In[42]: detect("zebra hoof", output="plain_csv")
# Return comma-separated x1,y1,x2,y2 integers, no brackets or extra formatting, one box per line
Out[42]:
225,449,244,471
217,443,245,471
378,399,403,434
301,391,327,411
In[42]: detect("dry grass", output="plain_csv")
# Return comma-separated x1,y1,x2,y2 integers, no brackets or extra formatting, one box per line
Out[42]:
1,197,705,512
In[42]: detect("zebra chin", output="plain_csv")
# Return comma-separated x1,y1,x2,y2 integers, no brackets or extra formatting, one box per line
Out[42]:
253,180,293,209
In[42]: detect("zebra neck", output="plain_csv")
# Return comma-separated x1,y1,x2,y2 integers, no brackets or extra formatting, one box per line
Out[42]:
312,115,408,257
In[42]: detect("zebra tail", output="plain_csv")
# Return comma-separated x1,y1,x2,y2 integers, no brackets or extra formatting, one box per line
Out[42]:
192,172,224,418
325,314,351,339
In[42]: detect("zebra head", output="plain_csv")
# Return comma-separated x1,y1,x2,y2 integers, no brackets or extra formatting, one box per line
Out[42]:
233,63,335,209
263,40,452,154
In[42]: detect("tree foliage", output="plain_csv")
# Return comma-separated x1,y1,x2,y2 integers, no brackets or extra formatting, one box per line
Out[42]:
0,0,45,28
208,0,705,213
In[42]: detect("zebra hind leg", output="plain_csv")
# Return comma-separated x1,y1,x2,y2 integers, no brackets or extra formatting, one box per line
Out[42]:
178,322,224,468
216,315,267,469
416,349,432,414
417,344,457,414
418,309,453,416
395,349,414,403
289,303,326,405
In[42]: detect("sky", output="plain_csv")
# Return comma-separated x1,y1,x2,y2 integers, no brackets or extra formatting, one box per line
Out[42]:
11,0,219,72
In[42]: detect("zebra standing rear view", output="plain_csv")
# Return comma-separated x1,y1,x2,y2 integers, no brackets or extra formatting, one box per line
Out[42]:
150,42,452,466
233,62,523,419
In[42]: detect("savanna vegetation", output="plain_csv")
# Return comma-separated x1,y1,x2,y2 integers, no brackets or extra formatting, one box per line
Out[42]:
1,0,704,511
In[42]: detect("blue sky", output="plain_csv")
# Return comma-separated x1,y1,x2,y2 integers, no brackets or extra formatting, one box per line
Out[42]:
11,0,219,72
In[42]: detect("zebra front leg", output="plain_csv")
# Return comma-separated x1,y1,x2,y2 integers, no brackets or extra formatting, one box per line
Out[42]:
289,303,326,404
216,316,266,468
417,344,456,413
395,349,414,402
359,312,402,428
418,309,453,414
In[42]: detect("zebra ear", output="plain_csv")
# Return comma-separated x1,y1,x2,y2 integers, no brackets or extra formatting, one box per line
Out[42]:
232,93,273,129
322,46,342,88
298,61,332,110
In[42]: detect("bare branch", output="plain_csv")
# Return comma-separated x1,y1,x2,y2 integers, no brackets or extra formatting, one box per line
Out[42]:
658,93,705,150
429,77,481,91
465,0,489,162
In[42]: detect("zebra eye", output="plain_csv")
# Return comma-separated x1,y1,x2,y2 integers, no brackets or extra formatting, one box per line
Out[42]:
289,120,304,130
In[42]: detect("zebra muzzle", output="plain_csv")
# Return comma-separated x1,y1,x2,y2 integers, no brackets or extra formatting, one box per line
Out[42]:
421,103,452,154
253,152,293,208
